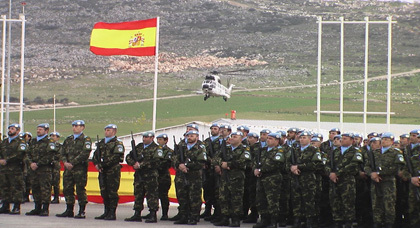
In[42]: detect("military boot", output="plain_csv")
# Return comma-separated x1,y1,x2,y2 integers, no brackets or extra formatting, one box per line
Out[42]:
145,210,157,223
51,187,59,204
9,203,20,215
229,217,241,227
104,207,116,220
253,215,271,228
278,215,287,227
161,206,169,220
74,204,86,219
214,216,230,226
25,202,41,216
39,203,49,216
292,218,302,228
174,215,189,224
95,205,109,219
56,204,74,217
141,212,151,219
188,216,199,225
124,210,142,222
0,201,10,214
266,217,278,228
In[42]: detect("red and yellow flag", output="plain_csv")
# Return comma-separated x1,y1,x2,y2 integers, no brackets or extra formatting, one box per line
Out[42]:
90,18,157,56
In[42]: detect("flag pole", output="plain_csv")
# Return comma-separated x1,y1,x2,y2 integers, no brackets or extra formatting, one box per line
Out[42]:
152,17,159,133
53,94,56,132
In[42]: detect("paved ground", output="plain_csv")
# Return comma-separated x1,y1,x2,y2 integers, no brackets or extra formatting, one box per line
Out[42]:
0,200,267,228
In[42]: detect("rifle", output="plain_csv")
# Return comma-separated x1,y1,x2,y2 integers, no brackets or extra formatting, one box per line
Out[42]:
207,133,215,158
96,135,105,187
221,139,230,182
330,149,337,197
173,136,189,186
256,147,262,177
367,149,383,198
404,152,420,201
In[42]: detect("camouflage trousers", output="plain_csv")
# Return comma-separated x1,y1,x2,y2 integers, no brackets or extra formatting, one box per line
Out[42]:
371,177,396,226
158,171,171,210
0,167,24,203
99,164,121,209
52,162,61,188
133,172,159,212
63,165,88,205
202,167,216,208
219,170,245,218
291,172,317,218
408,184,420,226
256,173,282,218
395,178,409,226
329,175,356,222
29,167,52,204
175,170,202,219
279,176,291,217
355,177,373,226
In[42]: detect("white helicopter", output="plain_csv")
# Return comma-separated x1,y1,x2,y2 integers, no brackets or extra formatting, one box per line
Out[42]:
202,73,234,102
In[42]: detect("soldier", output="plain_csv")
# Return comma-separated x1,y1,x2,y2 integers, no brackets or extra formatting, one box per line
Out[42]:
202,123,220,220
0,124,26,214
326,133,363,228
288,131,324,228
399,134,410,150
56,120,92,219
93,124,124,220
365,132,406,228
252,133,286,228
353,133,363,147
237,125,250,146
286,128,298,147
259,129,271,148
173,130,207,225
49,132,62,204
212,132,251,227
22,132,32,203
320,128,341,155
243,132,260,223
155,133,173,220
310,137,323,227
25,123,58,216
125,131,160,223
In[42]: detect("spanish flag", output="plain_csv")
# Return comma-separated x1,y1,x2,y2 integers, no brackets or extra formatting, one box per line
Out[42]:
90,18,158,56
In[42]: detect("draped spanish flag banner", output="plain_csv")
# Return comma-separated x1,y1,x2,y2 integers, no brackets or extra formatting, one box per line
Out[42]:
90,18,158,56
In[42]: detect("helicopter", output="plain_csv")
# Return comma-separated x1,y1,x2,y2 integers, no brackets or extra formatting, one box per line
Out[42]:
201,71,235,102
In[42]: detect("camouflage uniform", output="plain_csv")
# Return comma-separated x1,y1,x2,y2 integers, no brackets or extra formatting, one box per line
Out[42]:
278,144,291,226
0,136,26,210
92,137,124,216
255,146,286,225
27,136,59,214
364,147,405,227
244,141,261,221
401,146,420,227
125,141,160,214
157,144,173,218
318,143,334,226
288,144,323,224
213,143,251,224
61,134,92,207
173,140,207,223
326,145,363,225
202,136,217,219
51,142,62,201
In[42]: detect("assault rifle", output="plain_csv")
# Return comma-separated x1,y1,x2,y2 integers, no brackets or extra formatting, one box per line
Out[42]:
173,136,189,186
367,150,383,198
221,139,230,182
330,149,337,197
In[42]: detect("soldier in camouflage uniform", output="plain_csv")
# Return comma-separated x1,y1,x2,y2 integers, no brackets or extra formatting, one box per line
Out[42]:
56,120,92,219
124,131,161,223
243,132,260,224
22,132,32,203
212,132,251,227
364,132,406,228
155,133,173,220
173,130,207,225
288,131,324,228
93,124,124,221
278,130,291,227
326,133,364,228
286,127,298,147
0,124,26,215
401,133,420,228
253,133,286,228
49,132,62,204
25,123,59,216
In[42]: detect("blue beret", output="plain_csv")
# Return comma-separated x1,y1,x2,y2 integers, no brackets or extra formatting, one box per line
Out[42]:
104,124,117,129
8,123,21,129
287,127,298,132
49,132,61,137
237,125,250,131
186,130,199,136
410,129,420,135
187,123,199,131
311,137,321,142
37,123,50,129
276,130,287,137
381,132,395,139
248,132,259,138
25,132,32,137
334,135,342,140
142,131,155,137
394,140,400,144
268,132,281,139
210,123,220,128
341,132,354,138
353,133,362,138
368,132,379,137
313,133,323,139
400,134,409,138
300,131,311,136
330,128,341,133
156,133,168,139
220,125,231,130
231,132,243,137
72,120,85,126
260,129,272,134
369,137,381,142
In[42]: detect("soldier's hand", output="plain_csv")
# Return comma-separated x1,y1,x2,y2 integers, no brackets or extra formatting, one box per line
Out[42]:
64,162,73,171
214,165,222,175
30,162,38,171
95,164,103,173
0,159,6,166
371,172,381,183
291,165,300,175
254,169,261,177
179,163,188,173
359,171,368,179
221,162,228,170
329,172,338,183
411,177,420,187
133,162,141,169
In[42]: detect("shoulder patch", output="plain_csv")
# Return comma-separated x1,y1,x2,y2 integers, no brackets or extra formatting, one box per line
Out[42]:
355,152,363,161
200,144,206,149
49,143,56,150
244,151,251,159
157,149,164,157
275,152,283,161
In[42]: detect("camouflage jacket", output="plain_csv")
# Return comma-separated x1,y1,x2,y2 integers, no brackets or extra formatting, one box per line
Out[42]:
61,133,92,167
157,144,173,175
27,136,59,170
320,140,333,154
325,146,363,177
126,141,160,176
401,148,420,180
173,140,207,174
287,144,323,174
0,136,27,170
93,136,124,169
255,146,286,176
214,144,251,178
405,144,420,157
365,147,405,178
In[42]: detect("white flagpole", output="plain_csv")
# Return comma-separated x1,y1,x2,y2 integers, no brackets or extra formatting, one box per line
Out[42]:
152,17,160,133
53,94,56,132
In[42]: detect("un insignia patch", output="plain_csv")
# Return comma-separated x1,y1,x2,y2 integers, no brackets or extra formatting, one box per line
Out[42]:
20,145,26,150
398,155,404,162
50,144,56,150
244,152,250,159
85,143,91,149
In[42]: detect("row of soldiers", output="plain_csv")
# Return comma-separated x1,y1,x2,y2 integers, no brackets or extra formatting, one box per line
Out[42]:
1,120,420,228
